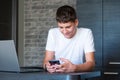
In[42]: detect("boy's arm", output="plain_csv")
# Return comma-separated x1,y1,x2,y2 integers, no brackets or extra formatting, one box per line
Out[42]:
74,52,95,72
43,50,55,68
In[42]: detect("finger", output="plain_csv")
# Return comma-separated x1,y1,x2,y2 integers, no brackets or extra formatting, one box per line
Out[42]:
45,62,51,67
47,69,56,73
47,66,56,73
54,64,63,69
46,65,56,72
60,58,69,63
56,68,66,72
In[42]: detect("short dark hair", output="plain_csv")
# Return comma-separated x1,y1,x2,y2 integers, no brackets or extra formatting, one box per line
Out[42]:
56,5,77,23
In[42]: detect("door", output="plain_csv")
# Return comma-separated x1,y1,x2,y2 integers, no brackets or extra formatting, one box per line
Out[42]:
0,0,17,44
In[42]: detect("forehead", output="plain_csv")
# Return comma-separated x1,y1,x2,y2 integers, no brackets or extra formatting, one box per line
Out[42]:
57,21,74,26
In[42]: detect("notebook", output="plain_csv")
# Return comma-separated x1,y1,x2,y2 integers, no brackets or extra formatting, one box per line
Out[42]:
0,40,45,73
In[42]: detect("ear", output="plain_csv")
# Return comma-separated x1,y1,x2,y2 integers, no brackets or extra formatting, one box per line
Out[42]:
75,19,79,27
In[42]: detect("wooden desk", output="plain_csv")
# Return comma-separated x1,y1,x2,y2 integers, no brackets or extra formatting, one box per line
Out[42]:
0,71,100,80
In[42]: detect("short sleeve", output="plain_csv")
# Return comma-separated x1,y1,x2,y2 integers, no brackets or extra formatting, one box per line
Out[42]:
84,29,95,53
45,29,56,51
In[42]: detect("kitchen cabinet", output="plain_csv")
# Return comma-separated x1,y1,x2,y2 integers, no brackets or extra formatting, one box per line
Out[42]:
103,0,120,79
77,0,120,79
77,0,103,69
103,0,120,68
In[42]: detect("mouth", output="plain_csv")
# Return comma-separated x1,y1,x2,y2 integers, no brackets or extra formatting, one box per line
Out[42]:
63,33,71,38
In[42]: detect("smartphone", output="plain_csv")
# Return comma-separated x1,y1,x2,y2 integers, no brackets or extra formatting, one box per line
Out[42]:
49,60,60,65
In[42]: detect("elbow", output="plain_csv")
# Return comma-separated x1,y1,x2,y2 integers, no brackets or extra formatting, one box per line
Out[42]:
89,61,95,71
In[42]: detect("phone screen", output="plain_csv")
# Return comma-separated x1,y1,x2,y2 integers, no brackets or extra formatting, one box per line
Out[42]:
49,60,60,65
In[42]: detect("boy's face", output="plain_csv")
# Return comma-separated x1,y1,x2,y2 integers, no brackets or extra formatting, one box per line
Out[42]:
57,19,78,39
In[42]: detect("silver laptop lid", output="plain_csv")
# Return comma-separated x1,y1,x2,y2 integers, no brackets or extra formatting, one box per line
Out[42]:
0,40,20,72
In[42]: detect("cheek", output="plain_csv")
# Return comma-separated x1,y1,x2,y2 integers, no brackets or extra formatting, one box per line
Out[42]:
65,28,74,34
69,28,75,33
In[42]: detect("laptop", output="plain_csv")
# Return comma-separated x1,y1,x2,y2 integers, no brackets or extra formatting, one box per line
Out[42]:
0,40,45,73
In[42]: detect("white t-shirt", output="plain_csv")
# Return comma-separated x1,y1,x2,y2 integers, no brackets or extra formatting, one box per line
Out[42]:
46,28,95,64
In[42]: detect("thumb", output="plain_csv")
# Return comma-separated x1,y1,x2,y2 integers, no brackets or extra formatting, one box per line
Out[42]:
60,58,69,63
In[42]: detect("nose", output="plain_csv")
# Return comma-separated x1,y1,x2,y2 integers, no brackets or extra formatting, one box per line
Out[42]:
62,28,67,34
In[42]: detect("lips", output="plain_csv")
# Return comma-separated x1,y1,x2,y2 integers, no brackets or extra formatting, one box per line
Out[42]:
63,33,71,38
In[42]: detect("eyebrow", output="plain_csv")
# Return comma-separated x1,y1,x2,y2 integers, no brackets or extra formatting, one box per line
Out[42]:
59,26,71,29
59,24,72,28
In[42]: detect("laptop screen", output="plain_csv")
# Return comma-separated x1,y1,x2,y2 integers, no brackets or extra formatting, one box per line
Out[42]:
0,40,20,72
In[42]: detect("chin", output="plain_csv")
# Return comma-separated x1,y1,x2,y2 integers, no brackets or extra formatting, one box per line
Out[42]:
64,34,73,39
65,36,72,39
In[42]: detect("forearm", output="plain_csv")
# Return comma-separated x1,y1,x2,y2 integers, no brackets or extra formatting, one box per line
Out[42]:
43,58,52,69
74,61,95,72
43,50,55,68
43,59,48,68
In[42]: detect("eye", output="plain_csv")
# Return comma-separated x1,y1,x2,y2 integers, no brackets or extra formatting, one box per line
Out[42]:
66,26,71,29
59,27,63,29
